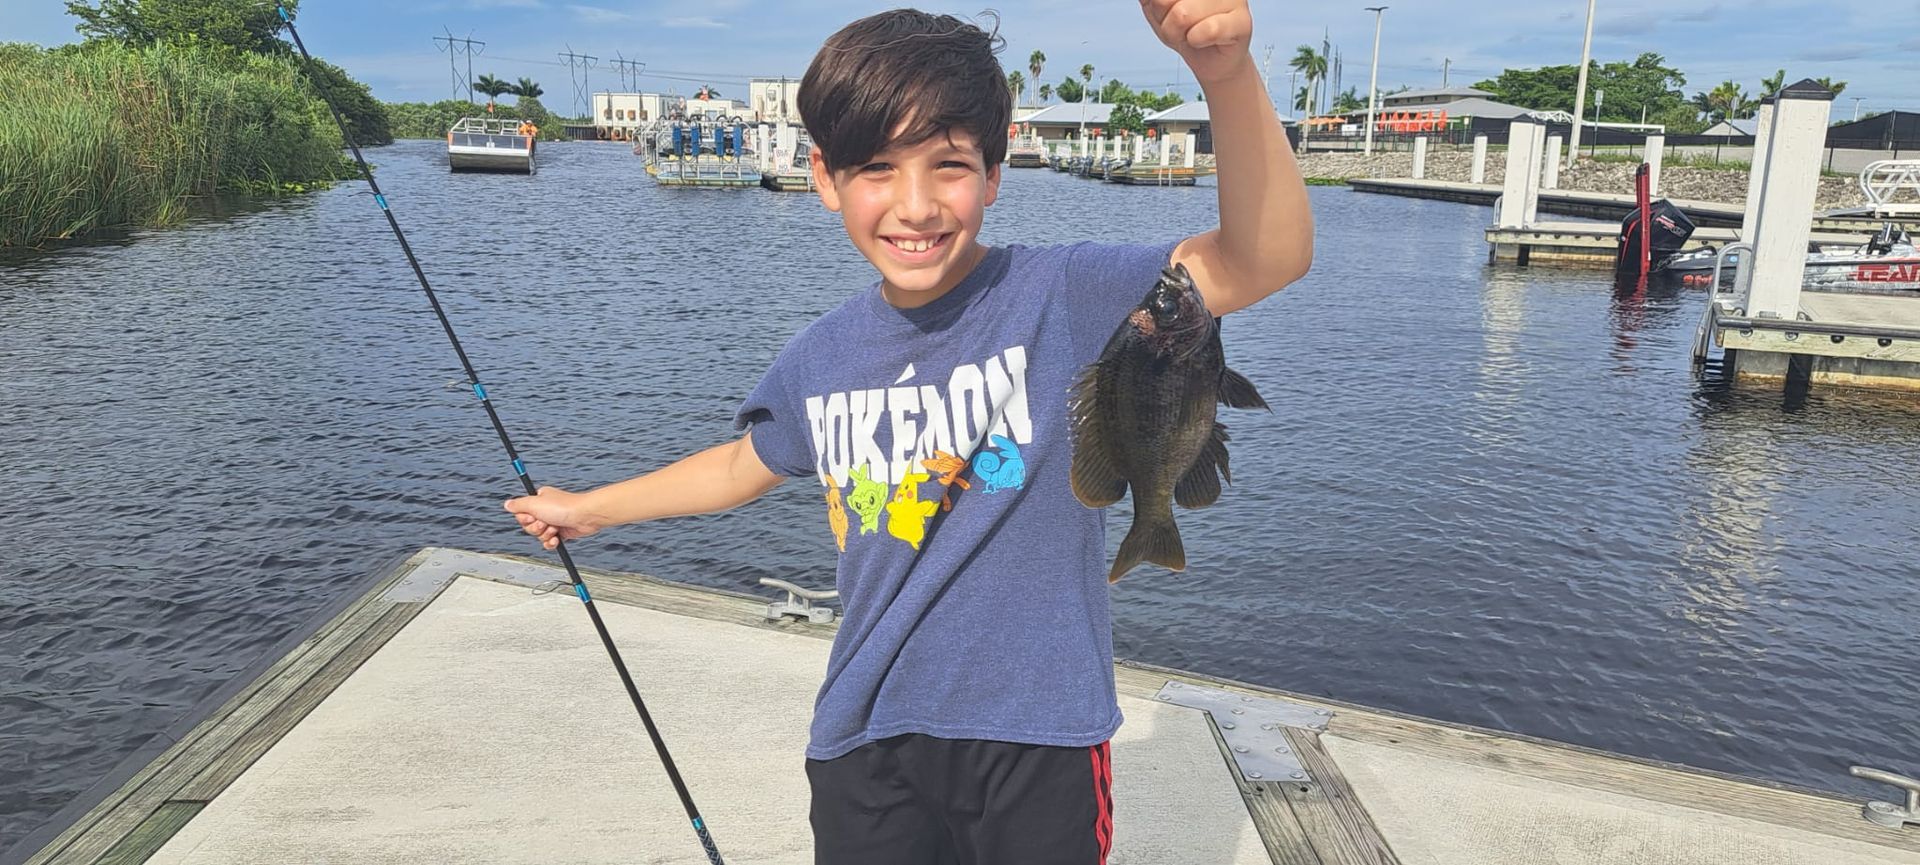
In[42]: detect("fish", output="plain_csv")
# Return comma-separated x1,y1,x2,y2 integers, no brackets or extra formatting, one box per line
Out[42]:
1068,262,1268,582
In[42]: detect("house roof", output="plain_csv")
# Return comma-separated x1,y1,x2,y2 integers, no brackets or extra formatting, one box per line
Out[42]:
1383,86,1494,104
1022,102,1118,125
1705,118,1759,136
1336,96,1533,120
1145,102,1208,124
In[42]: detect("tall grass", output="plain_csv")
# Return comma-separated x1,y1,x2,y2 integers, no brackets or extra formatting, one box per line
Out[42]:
0,41,347,248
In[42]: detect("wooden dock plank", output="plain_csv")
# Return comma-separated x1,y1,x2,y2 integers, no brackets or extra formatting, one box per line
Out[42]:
24,552,432,865
1202,709,1321,865
176,602,425,801
1285,729,1400,865
90,802,202,865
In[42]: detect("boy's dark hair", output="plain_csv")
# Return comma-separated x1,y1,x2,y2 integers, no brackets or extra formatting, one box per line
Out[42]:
799,9,1011,173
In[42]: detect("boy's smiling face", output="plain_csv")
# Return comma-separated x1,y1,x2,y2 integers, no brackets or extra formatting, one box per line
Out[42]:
813,127,1002,309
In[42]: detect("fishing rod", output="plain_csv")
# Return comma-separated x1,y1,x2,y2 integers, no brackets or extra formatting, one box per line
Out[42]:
272,6,725,863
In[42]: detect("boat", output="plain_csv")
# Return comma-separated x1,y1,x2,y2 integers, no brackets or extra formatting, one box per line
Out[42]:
446,117,536,174
760,127,817,193
1006,127,1048,168
640,117,760,189
1662,224,1920,292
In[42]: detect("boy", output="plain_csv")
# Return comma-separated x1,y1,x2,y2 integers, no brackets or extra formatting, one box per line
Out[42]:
505,3,1311,862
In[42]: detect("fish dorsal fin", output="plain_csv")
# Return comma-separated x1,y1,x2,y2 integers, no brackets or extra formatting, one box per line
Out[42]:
1067,363,1129,508
1174,422,1231,508
1219,366,1268,411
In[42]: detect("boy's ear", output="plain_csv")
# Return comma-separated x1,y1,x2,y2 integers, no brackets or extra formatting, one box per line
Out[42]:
984,162,1002,207
811,157,841,212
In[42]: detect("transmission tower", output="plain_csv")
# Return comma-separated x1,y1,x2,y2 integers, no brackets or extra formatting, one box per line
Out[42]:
558,44,599,116
433,28,485,103
609,52,646,93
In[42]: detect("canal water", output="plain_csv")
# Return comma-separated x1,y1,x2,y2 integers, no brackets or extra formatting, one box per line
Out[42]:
3,139,1917,847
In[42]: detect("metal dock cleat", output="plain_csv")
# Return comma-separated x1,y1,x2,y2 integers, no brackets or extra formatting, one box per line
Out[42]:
1850,765,1920,829
759,577,838,624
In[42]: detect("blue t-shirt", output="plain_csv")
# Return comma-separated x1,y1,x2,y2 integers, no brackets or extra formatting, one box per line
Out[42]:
736,241,1180,760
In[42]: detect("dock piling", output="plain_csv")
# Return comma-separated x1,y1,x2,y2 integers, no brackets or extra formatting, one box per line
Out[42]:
1412,136,1428,180
1744,83,1835,319
1471,135,1489,185
1646,134,1666,195
1740,102,1776,242
1544,135,1563,189
1183,132,1197,169
1496,120,1544,231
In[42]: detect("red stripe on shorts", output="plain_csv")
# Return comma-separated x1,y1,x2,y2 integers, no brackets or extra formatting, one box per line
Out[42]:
1089,741,1113,863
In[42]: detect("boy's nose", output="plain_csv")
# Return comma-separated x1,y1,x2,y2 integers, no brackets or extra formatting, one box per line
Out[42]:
892,172,941,225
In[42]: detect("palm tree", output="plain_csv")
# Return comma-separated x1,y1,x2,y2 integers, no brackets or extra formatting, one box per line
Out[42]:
1288,45,1326,117
474,73,512,108
1294,85,1311,113
1007,70,1025,106
1057,77,1083,103
1814,76,1847,96
1028,50,1046,103
1757,69,1784,100
1038,83,1052,104
511,77,543,100
1080,63,1094,91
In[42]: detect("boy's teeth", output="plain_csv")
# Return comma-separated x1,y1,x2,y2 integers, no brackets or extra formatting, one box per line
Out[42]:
894,236,937,253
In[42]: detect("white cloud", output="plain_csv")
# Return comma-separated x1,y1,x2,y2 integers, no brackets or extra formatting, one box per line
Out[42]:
663,16,728,28
568,4,635,23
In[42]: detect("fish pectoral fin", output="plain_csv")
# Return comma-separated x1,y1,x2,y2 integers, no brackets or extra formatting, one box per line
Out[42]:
1068,365,1129,508
1109,510,1186,582
1219,366,1269,411
1174,431,1226,509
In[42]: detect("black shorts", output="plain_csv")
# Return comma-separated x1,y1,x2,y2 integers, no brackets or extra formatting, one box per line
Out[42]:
806,733,1114,865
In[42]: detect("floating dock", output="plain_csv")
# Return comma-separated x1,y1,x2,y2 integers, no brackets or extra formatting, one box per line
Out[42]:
11,547,1919,865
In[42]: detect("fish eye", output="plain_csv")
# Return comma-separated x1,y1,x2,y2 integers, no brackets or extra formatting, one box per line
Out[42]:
1150,292,1180,318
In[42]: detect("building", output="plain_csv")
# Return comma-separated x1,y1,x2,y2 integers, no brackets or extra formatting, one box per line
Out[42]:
1340,85,1536,127
1702,118,1760,137
1016,102,1119,143
748,78,803,126
591,92,675,136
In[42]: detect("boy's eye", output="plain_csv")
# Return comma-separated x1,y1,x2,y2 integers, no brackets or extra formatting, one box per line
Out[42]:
860,162,892,173
940,161,974,170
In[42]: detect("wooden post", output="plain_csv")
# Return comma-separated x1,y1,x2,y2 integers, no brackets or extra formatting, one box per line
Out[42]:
1159,131,1173,165
1645,134,1665,194
1543,134,1562,189
1739,102,1775,241
1497,120,1542,230
1471,134,1489,184
1412,136,1428,179
1183,132,1197,168
1745,81,1835,320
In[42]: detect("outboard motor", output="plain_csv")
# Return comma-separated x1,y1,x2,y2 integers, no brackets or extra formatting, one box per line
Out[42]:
1616,164,1696,282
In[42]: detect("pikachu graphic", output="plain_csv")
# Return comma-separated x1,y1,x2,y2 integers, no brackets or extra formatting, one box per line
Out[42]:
885,471,939,551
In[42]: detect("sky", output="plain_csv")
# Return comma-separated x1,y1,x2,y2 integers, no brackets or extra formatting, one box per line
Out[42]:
6,0,1917,118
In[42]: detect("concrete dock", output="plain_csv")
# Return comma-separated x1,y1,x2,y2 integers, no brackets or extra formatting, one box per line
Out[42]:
11,547,1920,865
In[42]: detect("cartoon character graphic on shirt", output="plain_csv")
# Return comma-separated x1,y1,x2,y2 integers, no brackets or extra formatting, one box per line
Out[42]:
970,435,1026,493
825,484,849,552
920,450,971,512
846,466,888,536
885,471,939,550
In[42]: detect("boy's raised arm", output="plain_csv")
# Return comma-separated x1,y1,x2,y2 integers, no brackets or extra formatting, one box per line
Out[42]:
504,434,786,550
1147,0,1314,316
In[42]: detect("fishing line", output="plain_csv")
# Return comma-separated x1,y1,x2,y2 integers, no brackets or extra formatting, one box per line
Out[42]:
274,7,726,862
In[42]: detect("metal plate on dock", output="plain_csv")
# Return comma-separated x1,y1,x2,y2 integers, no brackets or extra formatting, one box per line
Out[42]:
381,548,559,602
1154,681,1334,783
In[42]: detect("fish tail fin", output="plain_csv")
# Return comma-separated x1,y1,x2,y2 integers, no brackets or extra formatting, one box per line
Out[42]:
1109,509,1186,582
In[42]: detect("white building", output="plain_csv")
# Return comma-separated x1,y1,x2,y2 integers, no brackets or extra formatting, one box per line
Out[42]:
748,78,803,126
592,92,675,133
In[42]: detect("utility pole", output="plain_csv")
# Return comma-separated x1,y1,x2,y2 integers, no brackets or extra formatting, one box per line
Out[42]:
1852,97,1865,121
1262,43,1273,108
1567,0,1597,167
1442,58,1450,89
1364,6,1388,156
609,54,646,93
557,44,598,117
433,28,485,103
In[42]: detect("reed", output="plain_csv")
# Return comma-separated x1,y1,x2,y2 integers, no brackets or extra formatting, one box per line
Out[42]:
0,41,347,248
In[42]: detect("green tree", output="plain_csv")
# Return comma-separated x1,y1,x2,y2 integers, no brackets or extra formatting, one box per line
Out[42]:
1098,78,1132,104
1757,69,1784,100
1007,70,1025,106
65,0,300,55
1037,83,1052,103
1475,53,1688,124
1056,76,1083,103
1079,63,1094,89
511,77,542,99
1028,50,1045,93
1108,103,1145,136
474,73,512,107
1332,87,1364,113
301,56,392,145
1814,76,1846,96
1293,85,1310,112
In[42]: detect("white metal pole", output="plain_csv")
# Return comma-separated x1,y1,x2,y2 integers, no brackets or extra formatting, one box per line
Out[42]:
1567,0,1597,167
1363,6,1387,156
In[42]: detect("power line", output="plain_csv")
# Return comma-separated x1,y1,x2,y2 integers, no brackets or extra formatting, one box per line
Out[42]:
609,52,646,92
557,44,598,115
433,28,484,103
